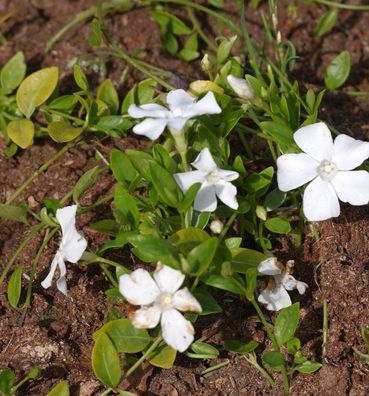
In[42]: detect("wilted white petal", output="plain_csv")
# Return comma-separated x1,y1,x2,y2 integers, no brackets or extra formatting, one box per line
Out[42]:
294,122,333,162
296,281,308,295
166,89,195,111
258,283,292,311
119,269,160,305
55,256,68,296
133,118,168,140
227,75,254,100
216,168,239,182
277,153,318,192
215,180,238,210
132,305,161,329
153,264,185,294
303,177,340,221
61,233,87,264
192,148,218,173
173,287,202,313
184,91,221,118
257,257,281,276
281,273,299,291
128,103,168,118
174,170,205,193
194,184,217,212
332,134,369,171
161,308,195,352
331,170,369,205
168,117,189,133
41,253,60,290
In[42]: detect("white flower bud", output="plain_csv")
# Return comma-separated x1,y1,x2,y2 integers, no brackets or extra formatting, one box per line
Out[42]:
210,219,224,234
201,53,211,74
227,75,254,101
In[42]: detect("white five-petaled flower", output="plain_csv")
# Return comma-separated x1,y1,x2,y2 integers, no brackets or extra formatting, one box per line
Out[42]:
227,75,254,101
127,89,221,140
119,263,202,352
277,122,369,221
257,258,307,311
174,148,239,212
41,205,87,295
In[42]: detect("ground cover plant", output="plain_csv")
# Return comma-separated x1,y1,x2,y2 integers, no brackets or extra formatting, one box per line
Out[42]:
0,0,369,395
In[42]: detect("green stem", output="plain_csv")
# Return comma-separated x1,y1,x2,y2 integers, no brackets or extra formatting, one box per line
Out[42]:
98,388,112,396
79,193,114,212
187,7,217,51
345,91,369,97
124,336,163,378
322,298,328,363
99,263,118,287
0,223,45,285
243,352,275,386
315,0,369,10
6,142,74,205
219,212,237,241
24,227,58,307
171,131,189,170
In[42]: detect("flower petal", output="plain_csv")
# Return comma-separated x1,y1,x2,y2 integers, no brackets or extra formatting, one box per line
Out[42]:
192,148,217,172
184,91,222,118
216,168,239,182
258,283,292,311
153,263,185,294
128,103,168,119
215,180,238,210
282,273,300,291
161,308,195,352
296,281,308,295
194,183,217,212
119,269,160,305
132,305,161,329
166,89,195,111
174,170,205,193
168,117,189,133
132,118,168,140
173,287,202,313
41,253,60,290
331,170,369,205
257,257,281,276
294,122,333,162
277,153,319,192
227,75,254,100
332,134,369,171
55,256,68,296
303,177,340,221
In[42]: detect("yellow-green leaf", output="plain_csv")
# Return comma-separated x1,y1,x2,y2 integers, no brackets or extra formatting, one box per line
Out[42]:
7,119,34,149
16,66,59,119
148,344,176,368
48,120,83,143
1,51,26,90
47,380,70,396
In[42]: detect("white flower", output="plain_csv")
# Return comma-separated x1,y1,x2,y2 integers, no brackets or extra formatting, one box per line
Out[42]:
227,75,254,100
174,148,239,212
41,205,87,295
119,263,202,352
277,122,369,221
257,258,307,311
127,89,221,140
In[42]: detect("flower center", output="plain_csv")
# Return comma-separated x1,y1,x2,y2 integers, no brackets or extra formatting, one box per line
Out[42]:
317,160,337,181
156,292,173,310
205,171,220,184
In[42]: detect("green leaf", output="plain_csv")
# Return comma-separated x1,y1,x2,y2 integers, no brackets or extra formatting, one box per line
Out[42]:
295,360,322,373
47,380,70,396
1,51,26,90
129,235,179,268
114,184,139,229
264,189,286,212
90,219,120,236
92,333,121,388
48,95,76,111
73,166,101,203
274,303,300,347
187,237,218,275
324,51,351,90
286,337,301,355
7,119,34,149
150,162,182,207
192,288,221,315
110,149,138,185
7,266,23,308
217,35,237,65
94,319,150,353
203,274,245,295
48,120,83,143
0,203,28,224
191,342,219,357
264,217,291,234
89,18,102,46
98,79,119,114
16,66,59,119
260,120,294,150
0,369,15,396
244,167,274,192
73,64,89,91
224,339,259,354
315,8,337,37
231,247,267,274
263,351,285,371
121,79,157,114
148,344,177,369
170,227,209,255
125,149,156,181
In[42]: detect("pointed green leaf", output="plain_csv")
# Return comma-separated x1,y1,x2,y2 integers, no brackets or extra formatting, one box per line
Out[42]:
73,166,101,203
47,380,70,396
98,79,119,114
324,51,351,90
1,51,26,90
187,237,218,275
7,266,23,308
274,303,300,346
0,203,28,224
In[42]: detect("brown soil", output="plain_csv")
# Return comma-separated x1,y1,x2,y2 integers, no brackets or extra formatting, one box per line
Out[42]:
0,1,369,395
